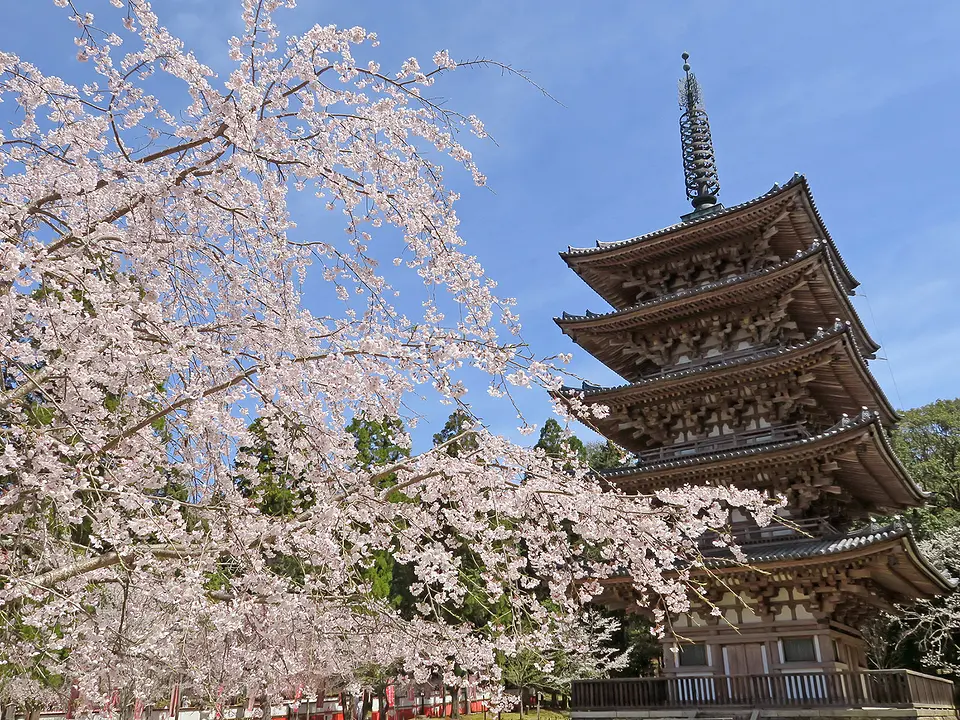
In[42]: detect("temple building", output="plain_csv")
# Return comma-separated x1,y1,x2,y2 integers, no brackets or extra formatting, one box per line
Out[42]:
559,55,957,718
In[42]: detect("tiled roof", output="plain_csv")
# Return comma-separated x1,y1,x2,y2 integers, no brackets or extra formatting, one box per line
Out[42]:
557,318,898,426
596,410,878,475
705,524,956,591
555,238,879,356
556,244,822,324
560,174,859,292
721,523,906,564
559,322,849,398
562,174,807,258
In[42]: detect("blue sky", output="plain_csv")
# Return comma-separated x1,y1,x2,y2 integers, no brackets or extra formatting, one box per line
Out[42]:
4,1,960,446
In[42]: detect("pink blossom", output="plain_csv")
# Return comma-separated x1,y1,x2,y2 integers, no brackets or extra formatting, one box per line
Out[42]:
0,0,772,708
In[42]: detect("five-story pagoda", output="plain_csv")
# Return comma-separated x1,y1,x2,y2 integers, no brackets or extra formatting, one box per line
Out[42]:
555,54,953,684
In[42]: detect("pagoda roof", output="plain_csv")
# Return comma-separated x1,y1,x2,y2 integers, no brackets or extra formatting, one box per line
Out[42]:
555,243,880,378
560,174,859,306
595,410,928,513
559,322,897,430
598,523,954,610
705,522,955,599
723,523,907,564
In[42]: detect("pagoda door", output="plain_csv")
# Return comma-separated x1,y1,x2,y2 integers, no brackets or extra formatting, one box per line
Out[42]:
722,643,769,703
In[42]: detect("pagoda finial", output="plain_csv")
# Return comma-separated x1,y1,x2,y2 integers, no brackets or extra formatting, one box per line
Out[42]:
678,52,721,212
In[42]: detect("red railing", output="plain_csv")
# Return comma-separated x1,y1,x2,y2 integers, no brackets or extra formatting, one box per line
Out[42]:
571,671,956,711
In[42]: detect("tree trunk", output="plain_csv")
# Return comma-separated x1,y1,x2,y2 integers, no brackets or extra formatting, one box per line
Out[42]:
361,691,372,720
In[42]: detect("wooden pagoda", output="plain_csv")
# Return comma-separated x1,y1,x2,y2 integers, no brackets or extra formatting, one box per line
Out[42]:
555,55,955,716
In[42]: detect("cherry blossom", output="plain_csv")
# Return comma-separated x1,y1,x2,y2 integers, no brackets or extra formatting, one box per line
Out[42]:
0,0,776,711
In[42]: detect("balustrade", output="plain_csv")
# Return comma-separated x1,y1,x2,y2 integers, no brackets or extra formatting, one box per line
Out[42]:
698,516,841,548
571,671,956,712
635,422,812,464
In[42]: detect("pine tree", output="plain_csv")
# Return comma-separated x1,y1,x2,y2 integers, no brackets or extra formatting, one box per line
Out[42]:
585,440,625,471
535,418,587,469
433,409,480,458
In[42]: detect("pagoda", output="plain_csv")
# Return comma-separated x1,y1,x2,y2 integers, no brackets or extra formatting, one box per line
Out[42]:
555,54,954,686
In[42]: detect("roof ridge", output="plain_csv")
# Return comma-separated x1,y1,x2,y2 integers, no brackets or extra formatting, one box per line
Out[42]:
560,321,850,396
597,409,881,476
557,242,823,324
561,174,806,257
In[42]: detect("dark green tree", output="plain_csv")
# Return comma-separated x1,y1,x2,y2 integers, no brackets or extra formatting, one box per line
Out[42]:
535,418,587,469
585,440,625,472
348,414,410,474
432,408,479,458
235,418,310,517
891,398,960,537
344,415,416,614
608,614,662,677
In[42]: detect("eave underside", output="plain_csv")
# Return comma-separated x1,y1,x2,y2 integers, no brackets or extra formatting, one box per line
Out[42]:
598,527,953,619
597,415,927,513
556,248,879,383
562,175,859,307
564,326,897,433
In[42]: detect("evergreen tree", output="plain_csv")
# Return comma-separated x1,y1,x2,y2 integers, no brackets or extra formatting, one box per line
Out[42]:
433,408,479,458
236,418,310,517
585,440,625,471
892,398,960,537
348,415,410,474
535,418,587,469
346,415,416,613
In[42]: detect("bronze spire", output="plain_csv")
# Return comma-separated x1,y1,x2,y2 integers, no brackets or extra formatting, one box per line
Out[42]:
678,52,721,214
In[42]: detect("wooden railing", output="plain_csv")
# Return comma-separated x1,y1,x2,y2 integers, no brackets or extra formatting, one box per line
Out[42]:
571,671,956,711
635,345,774,381
698,516,841,548
634,423,812,465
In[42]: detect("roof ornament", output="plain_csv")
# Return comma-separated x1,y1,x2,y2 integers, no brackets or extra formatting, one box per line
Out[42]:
679,52,722,217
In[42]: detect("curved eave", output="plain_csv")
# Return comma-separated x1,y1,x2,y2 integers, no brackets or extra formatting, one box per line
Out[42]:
561,175,807,262
708,529,955,599
555,245,880,362
811,243,878,356
828,328,900,425
598,525,954,604
901,531,958,594
794,176,859,291
556,325,898,427
596,413,928,511
865,420,932,506
561,175,860,293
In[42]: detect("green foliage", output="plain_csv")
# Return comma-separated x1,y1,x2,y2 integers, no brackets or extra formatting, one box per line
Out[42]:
608,614,661,677
349,415,410,469
347,415,410,499
235,418,311,517
347,415,416,612
535,419,586,469
585,440,624,472
891,398,960,537
869,397,960,676
433,409,479,458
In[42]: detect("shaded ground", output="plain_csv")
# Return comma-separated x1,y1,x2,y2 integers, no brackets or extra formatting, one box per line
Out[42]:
462,712,568,720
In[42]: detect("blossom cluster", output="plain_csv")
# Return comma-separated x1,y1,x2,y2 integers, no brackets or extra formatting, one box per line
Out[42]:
0,0,775,711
